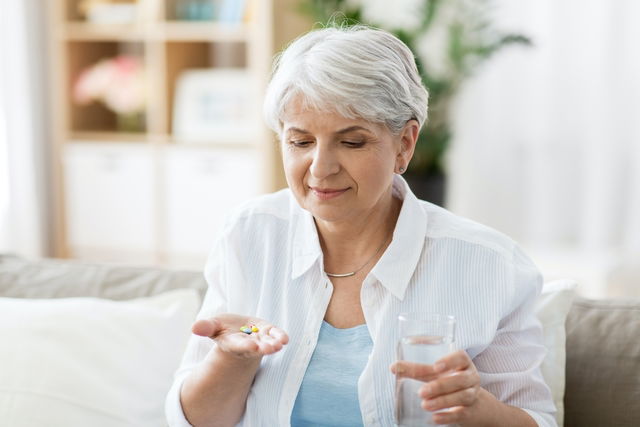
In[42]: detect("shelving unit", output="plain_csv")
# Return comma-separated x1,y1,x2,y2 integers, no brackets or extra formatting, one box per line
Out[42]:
49,0,279,268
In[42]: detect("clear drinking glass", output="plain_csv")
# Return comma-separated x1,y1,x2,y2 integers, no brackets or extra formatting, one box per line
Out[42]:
395,313,456,427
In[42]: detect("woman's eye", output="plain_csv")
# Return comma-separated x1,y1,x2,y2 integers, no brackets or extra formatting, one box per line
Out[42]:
342,141,365,148
289,140,312,147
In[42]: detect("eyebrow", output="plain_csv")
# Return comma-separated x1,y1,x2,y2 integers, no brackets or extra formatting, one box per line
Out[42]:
285,125,372,135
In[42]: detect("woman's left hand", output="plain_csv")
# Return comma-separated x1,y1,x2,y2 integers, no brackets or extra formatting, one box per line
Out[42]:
390,350,482,425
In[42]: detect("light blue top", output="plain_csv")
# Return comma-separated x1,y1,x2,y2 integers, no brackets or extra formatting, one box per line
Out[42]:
291,321,374,427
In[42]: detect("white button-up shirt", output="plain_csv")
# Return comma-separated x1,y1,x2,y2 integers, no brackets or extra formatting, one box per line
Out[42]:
166,176,556,427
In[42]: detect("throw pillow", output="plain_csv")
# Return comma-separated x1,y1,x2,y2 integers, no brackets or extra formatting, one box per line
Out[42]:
535,279,577,427
0,289,200,427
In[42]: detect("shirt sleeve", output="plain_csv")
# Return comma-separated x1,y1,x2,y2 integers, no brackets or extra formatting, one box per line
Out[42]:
165,237,229,427
471,245,558,427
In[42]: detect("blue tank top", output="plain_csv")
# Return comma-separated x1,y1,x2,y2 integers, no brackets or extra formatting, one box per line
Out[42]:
290,321,374,427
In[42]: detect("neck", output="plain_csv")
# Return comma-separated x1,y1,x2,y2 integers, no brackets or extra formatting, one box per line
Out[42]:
318,194,401,275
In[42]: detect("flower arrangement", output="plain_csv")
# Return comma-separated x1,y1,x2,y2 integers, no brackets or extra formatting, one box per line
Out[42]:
300,0,531,182
73,55,146,131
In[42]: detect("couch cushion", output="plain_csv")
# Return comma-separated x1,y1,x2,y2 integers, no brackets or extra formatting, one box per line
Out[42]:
0,289,200,427
0,254,207,300
564,297,640,427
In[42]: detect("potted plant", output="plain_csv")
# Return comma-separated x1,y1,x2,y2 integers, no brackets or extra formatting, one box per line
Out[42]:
299,0,531,206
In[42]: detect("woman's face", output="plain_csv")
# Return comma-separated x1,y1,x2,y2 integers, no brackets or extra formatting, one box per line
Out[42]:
280,99,416,226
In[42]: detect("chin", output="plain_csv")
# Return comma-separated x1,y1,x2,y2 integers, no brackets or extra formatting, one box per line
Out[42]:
306,204,351,223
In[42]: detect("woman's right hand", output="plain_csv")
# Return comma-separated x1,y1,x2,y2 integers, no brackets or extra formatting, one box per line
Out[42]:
180,315,288,425
191,313,289,359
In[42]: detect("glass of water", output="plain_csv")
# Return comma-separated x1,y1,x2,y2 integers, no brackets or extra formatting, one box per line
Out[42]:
395,313,456,427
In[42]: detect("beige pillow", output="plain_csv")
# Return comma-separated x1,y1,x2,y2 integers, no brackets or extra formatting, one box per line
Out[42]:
0,289,200,427
564,297,640,427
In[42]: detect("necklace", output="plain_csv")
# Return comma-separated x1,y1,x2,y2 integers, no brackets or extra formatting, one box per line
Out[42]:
324,234,391,278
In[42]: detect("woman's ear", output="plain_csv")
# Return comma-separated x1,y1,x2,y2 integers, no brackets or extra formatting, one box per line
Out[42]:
396,119,420,173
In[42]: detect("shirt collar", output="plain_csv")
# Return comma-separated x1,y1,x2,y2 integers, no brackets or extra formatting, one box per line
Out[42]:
290,175,428,297
370,175,428,300
291,195,323,279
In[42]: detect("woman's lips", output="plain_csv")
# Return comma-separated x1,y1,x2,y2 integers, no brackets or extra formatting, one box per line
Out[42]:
309,187,349,200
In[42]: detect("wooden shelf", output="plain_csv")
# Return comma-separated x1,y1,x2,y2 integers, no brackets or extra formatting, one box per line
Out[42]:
155,22,249,42
63,22,250,43
50,0,285,266
63,22,145,41
67,133,262,149
168,139,258,149
68,131,151,143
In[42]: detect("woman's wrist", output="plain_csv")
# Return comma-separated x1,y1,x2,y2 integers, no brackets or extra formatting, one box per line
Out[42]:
462,388,537,427
181,347,262,426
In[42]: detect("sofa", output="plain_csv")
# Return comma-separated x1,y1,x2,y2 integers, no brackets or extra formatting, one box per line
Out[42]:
0,254,638,427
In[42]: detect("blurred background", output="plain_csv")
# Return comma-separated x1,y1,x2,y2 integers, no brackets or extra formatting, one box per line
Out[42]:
1,0,638,298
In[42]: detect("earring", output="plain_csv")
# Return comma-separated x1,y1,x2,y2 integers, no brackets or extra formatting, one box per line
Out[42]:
398,166,405,174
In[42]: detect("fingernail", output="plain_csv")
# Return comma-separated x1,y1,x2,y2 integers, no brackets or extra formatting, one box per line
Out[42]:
435,362,446,372
423,399,436,410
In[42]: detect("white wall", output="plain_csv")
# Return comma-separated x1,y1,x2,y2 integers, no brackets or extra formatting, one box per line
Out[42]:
447,0,640,297
0,0,51,257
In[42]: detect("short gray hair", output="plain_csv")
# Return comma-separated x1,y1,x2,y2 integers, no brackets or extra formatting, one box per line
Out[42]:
263,25,429,137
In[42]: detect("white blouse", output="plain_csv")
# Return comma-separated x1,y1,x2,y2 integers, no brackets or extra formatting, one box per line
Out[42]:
165,176,556,427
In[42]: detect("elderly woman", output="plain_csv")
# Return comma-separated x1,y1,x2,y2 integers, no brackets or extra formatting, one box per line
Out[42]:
166,26,556,427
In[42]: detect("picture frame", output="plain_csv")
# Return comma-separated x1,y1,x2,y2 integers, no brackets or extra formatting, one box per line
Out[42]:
172,68,258,144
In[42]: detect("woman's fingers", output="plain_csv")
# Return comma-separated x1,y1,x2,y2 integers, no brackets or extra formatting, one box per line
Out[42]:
255,333,282,354
421,385,479,412
390,350,472,380
253,324,289,354
419,370,478,399
192,318,223,338
390,361,439,381
431,350,473,374
430,405,473,425
267,326,289,345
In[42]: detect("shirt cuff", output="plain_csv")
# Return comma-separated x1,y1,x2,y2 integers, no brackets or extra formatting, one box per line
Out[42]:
522,408,558,427
165,376,194,427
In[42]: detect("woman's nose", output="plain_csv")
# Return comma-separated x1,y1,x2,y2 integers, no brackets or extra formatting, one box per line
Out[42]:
309,144,340,179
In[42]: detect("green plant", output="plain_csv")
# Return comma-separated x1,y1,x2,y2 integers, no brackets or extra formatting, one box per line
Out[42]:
299,0,531,176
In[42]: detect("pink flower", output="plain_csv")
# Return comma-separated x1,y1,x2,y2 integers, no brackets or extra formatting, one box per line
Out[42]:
73,55,145,114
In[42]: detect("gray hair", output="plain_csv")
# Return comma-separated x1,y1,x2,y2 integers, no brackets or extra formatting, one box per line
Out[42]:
263,25,429,137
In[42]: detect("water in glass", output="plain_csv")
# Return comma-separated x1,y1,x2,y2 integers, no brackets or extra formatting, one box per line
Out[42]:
396,335,452,427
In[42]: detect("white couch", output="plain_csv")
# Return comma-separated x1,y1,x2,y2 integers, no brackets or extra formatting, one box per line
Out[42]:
2,255,636,427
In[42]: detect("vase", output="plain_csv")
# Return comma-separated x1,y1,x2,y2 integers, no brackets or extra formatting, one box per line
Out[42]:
116,112,145,133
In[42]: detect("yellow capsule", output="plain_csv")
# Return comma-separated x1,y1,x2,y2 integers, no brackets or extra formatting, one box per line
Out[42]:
251,326,259,333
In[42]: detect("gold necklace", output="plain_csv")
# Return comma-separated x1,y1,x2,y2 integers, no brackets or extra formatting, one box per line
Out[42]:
324,234,391,278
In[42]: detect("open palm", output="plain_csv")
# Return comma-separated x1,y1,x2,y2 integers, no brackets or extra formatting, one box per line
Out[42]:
192,313,289,359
